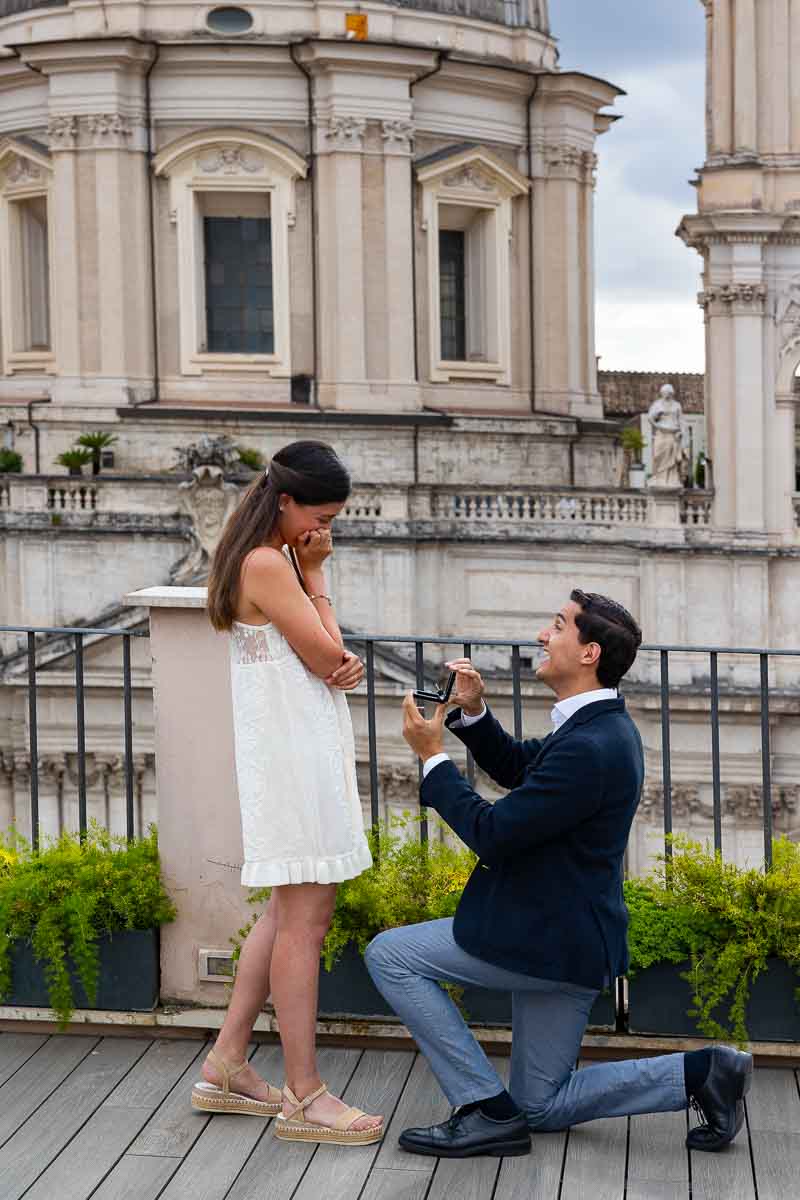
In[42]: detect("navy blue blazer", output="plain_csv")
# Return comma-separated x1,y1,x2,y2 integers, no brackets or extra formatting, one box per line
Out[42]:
420,698,644,990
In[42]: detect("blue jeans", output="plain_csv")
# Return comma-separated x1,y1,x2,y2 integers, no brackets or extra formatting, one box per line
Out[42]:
364,918,687,1130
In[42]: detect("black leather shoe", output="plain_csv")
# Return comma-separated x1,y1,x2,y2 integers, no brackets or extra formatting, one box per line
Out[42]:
686,1045,753,1152
399,1106,531,1159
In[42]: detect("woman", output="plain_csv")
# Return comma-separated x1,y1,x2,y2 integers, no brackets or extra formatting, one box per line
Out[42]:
191,440,383,1146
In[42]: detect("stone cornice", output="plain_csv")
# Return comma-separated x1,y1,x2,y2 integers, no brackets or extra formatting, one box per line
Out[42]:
698,283,768,312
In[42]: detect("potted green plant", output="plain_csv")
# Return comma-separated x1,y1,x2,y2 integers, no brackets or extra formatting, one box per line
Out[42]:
620,426,647,489
55,448,94,477
234,817,615,1030
0,448,23,473
625,836,800,1044
0,822,176,1027
76,431,118,475
694,451,707,489
234,445,265,473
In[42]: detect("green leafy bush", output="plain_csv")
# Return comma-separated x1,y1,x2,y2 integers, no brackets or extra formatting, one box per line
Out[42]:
0,822,176,1027
0,448,23,473
55,448,93,473
235,445,265,472
626,835,800,1044
233,814,477,972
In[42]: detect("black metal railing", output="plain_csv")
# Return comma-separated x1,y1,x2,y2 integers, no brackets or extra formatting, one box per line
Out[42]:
0,624,148,848
354,636,800,870
3,624,799,868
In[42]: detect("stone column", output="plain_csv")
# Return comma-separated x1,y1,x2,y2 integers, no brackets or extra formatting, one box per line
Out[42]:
530,73,622,419
734,0,758,155
707,0,733,156
21,40,156,406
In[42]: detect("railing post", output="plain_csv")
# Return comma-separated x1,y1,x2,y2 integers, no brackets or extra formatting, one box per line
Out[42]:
75,634,87,840
365,640,380,847
660,651,673,862
26,632,39,851
709,651,722,856
122,635,135,842
415,641,428,845
760,654,773,869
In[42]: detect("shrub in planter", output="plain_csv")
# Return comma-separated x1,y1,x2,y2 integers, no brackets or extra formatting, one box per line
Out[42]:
76,431,118,475
234,445,265,472
625,835,800,1044
55,447,94,477
0,822,176,1027
0,448,23,473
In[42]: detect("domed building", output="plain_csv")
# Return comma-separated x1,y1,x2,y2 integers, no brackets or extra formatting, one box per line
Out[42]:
0,0,615,418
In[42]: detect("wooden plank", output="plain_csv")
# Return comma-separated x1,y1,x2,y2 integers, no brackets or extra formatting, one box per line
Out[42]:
0,1033,48,1086
156,1045,285,1200
559,1117,628,1200
0,1036,150,1200
691,1135,756,1200
748,1131,800,1200
359,1168,431,1200
745,1068,800,1133
126,1038,221,1158
626,1183,688,1200
0,1034,99,1146
427,1155,501,1200
91,1154,178,1200
374,1055,448,1173
104,1038,206,1110
21,1040,207,1200
627,1110,689,1187
225,1047,363,1200
291,1050,415,1200
495,1132,567,1200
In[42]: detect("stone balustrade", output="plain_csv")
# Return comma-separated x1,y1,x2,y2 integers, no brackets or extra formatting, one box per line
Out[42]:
0,473,727,536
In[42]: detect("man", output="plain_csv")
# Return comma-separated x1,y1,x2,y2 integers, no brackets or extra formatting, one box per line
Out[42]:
365,590,752,1159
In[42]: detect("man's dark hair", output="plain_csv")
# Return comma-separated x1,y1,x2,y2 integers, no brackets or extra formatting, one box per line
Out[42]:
570,589,642,688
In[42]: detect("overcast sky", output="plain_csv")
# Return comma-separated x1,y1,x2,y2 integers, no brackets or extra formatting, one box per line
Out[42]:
552,0,707,373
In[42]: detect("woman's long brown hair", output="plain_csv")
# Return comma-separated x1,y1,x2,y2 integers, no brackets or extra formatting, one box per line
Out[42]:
207,441,351,631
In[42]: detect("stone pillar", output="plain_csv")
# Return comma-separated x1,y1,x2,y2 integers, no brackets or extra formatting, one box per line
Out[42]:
124,587,251,1007
296,43,432,413
530,73,622,419
21,40,156,406
680,0,800,544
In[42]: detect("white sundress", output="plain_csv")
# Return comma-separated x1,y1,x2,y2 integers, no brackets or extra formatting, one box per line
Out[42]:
229,619,373,887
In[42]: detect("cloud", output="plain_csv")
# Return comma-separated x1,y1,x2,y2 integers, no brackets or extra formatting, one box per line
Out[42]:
551,0,707,371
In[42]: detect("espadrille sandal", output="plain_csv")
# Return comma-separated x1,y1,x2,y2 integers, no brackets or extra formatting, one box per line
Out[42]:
191,1049,282,1116
273,1082,384,1146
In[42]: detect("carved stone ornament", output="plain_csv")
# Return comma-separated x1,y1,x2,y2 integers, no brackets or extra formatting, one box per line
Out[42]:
379,765,418,807
698,283,768,310
196,146,264,176
381,120,415,153
86,114,133,141
47,115,79,150
639,782,701,820
323,116,367,150
774,273,800,351
442,165,496,193
536,141,597,184
172,465,241,584
5,156,42,185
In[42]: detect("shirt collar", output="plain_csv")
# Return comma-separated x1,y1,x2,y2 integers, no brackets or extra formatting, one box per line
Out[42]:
550,688,618,730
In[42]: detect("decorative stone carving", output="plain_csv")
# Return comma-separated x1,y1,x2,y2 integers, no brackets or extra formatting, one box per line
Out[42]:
86,114,134,144
323,115,367,151
773,274,800,360
196,146,264,176
639,782,701,820
381,120,415,154
47,115,78,150
5,156,42,185
173,433,245,475
442,165,496,192
172,465,241,584
534,140,597,184
379,765,418,808
698,282,768,310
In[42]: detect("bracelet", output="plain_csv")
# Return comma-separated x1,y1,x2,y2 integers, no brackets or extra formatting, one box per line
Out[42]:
309,593,333,605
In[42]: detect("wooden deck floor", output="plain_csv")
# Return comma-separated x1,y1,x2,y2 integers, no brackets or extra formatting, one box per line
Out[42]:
0,1033,798,1200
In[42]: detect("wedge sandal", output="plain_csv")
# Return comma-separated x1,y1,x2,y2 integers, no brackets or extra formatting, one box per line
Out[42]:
273,1082,384,1146
191,1049,282,1116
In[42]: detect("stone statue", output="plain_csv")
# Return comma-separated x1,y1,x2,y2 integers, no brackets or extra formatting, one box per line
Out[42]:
647,384,687,488
171,465,240,584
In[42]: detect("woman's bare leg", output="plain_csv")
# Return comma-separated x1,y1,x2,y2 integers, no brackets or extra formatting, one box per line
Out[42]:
201,890,279,1099
270,882,382,1132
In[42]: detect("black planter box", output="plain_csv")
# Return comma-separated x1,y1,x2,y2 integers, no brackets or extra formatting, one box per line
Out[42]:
317,943,616,1029
628,958,800,1042
6,929,159,1013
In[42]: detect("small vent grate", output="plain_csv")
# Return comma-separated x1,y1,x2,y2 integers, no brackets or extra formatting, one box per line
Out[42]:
198,948,235,982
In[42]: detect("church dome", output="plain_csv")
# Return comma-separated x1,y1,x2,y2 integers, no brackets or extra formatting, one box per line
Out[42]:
0,0,548,29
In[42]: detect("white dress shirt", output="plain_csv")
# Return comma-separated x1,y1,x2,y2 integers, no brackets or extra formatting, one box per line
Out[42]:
421,688,618,779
